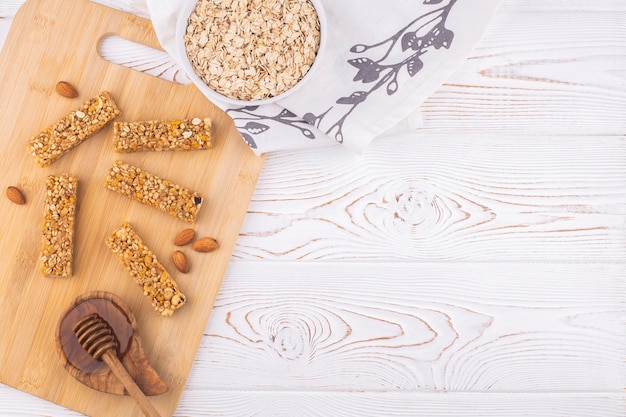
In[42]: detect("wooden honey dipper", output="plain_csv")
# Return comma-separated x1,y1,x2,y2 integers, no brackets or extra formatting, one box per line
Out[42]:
73,313,163,417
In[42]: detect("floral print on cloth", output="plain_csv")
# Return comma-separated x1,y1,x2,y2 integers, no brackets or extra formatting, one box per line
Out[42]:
134,0,501,154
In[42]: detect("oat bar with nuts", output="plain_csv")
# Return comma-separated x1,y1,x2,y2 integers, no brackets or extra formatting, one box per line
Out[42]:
26,91,121,167
104,160,203,223
113,118,212,152
105,222,186,316
40,174,77,278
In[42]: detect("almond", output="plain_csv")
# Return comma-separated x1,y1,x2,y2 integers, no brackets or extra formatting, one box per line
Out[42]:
192,237,218,253
55,81,78,98
6,186,25,205
174,228,196,246
172,251,190,273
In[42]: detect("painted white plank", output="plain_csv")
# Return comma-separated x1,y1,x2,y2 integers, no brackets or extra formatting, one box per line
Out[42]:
0,385,622,417
0,18,12,53
498,0,626,12
0,0,20,53
422,7,626,134
175,391,626,417
184,262,626,392
236,134,626,261
0,1,23,16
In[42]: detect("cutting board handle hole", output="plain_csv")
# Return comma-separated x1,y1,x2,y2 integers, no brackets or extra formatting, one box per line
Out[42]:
97,35,191,85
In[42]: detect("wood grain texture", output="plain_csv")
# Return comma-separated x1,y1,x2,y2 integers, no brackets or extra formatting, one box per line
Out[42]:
497,0,626,12
176,392,626,417
1,0,625,416
56,292,168,396
0,1,23,13
0,386,623,417
189,262,626,392
421,3,626,135
237,133,626,261
0,2,20,53
0,1,263,416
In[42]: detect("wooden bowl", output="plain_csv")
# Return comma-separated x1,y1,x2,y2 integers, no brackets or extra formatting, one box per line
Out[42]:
55,291,168,396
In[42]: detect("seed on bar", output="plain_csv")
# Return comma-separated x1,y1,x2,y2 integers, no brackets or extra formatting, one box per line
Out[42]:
103,160,203,223
40,173,77,278
113,118,212,152
26,91,121,167
105,222,186,316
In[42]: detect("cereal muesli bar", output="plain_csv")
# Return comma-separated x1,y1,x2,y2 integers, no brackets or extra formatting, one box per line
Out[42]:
40,174,77,278
113,118,212,152
105,222,186,316
26,91,121,167
104,160,203,223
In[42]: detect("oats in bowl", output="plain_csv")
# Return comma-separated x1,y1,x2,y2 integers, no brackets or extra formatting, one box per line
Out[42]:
182,0,323,104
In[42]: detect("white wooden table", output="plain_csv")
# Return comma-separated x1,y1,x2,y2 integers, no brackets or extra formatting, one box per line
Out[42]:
1,1,625,416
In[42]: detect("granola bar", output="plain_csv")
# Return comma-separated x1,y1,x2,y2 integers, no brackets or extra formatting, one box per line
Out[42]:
26,91,121,167
104,160,203,223
105,222,186,316
113,118,212,152
40,174,77,278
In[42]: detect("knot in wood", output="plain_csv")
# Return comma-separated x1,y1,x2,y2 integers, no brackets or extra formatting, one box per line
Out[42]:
379,181,444,237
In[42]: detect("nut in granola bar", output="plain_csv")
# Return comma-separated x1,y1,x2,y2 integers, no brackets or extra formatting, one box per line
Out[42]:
40,174,77,278
104,161,203,223
113,118,212,152
105,222,187,316
25,91,121,167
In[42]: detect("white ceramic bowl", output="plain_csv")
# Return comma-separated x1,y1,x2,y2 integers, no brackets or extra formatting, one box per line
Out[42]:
176,0,327,107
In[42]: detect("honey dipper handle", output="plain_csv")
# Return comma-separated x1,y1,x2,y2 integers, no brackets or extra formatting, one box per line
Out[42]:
101,350,163,417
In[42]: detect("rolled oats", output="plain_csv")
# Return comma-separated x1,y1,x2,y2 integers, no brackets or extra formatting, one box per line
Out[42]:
40,174,77,278
104,160,203,223
26,92,121,167
105,222,186,316
113,118,212,152
184,0,321,101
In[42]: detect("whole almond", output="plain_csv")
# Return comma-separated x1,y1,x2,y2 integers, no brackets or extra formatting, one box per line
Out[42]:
192,237,218,253
172,251,190,273
6,186,25,205
174,228,196,246
55,81,78,98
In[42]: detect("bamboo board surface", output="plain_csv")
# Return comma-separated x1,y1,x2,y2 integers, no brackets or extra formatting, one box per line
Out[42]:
0,0,264,416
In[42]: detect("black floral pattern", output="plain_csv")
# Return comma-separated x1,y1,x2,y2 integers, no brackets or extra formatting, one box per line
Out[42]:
228,0,457,149
227,106,319,149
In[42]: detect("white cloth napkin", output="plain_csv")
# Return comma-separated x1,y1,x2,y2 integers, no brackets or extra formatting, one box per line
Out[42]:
128,0,500,155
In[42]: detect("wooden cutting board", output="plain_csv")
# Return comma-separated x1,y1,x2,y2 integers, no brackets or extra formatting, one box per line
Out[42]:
0,0,264,416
